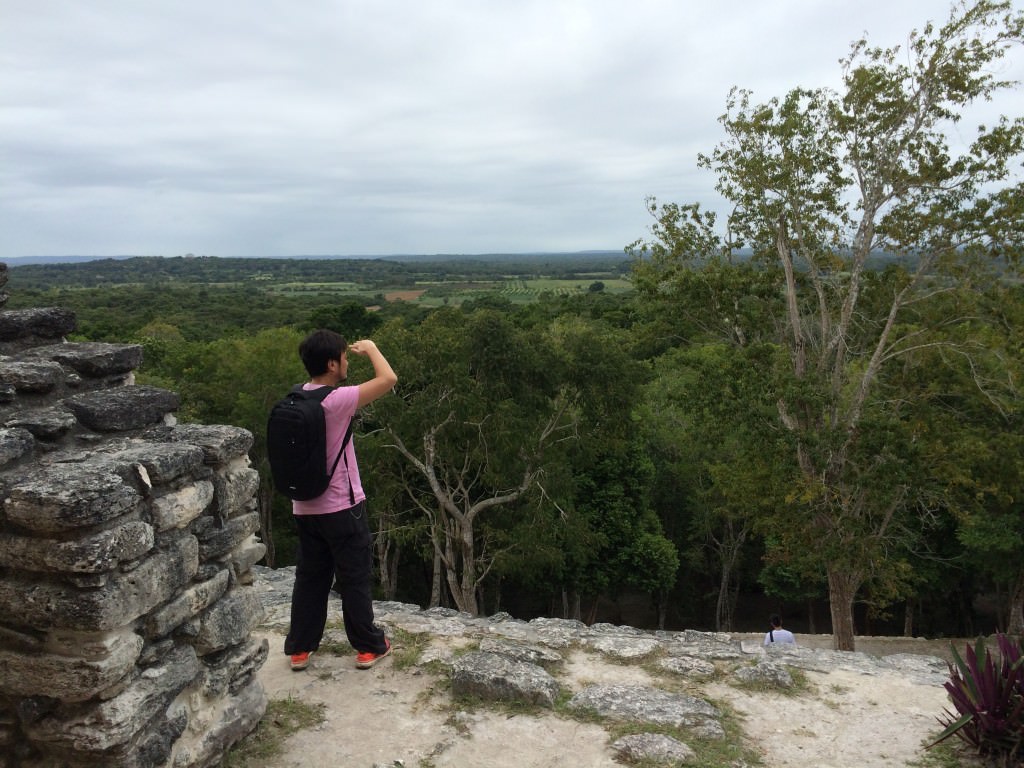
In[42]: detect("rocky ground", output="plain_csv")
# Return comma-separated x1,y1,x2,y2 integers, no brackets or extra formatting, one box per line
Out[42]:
248,567,968,768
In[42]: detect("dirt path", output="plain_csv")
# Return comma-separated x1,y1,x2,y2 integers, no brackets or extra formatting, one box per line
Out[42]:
706,666,948,768
253,629,960,768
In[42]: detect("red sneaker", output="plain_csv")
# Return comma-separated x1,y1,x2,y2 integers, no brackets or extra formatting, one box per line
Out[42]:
290,651,312,671
355,639,392,669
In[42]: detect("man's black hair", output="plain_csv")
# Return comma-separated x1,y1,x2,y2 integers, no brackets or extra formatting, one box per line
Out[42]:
298,329,347,377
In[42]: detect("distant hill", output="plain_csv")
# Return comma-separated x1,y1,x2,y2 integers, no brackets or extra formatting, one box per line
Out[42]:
378,250,625,262
3,250,626,267
3,253,633,292
5,255,144,266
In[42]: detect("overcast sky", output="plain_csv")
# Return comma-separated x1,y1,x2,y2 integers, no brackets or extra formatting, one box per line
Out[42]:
2,1,1022,259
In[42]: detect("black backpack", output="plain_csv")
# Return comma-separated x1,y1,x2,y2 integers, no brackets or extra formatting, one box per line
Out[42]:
266,385,354,501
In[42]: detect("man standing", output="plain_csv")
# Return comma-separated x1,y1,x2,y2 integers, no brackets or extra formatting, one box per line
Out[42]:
282,329,397,671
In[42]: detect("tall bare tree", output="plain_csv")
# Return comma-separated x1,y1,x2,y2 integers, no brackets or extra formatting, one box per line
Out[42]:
631,1,1024,650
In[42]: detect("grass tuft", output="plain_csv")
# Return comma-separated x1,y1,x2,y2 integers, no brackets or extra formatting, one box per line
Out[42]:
220,696,326,767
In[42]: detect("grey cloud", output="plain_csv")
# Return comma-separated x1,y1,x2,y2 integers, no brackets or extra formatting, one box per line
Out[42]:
2,0,1020,257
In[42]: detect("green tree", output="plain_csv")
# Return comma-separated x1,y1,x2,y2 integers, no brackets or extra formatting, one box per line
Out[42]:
917,282,1024,635
547,314,679,627
641,342,792,630
373,308,576,615
631,1,1024,649
306,301,382,340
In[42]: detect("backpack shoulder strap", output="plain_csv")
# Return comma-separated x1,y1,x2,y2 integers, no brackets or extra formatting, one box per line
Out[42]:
291,383,332,401
331,417,355,474
301,385,355,493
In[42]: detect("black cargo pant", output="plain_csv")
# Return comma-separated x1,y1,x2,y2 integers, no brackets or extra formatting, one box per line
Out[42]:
283,501,388,656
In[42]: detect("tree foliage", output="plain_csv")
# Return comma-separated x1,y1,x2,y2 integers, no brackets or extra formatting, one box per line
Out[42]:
369,308,575,615
630,0,1024,649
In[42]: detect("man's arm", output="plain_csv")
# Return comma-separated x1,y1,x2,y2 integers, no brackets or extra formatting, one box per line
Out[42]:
349,339,397,407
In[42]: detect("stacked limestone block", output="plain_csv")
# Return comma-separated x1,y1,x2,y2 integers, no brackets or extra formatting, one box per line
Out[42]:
0,263,268,768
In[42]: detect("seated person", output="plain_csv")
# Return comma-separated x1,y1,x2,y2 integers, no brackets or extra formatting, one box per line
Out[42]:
764,614,796,645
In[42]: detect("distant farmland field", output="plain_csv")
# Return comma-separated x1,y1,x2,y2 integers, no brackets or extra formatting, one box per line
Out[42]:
379,277,633,307
218,274,632,307
500,277,631,297
384,289,428,302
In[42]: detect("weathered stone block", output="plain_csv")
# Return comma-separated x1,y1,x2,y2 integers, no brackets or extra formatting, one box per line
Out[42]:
193,588,265,656
0,426,33,466
66,386,180,432
451,651,560,707
0,536,198,631
146,569,230,639
211,466,259,519
0,704,17,752
22,644,200,757
229,537,267,578
734,658,794,688
5,467,141,534
151,481,214,532
196,512,260,562
0,292,267,767
22,342,143,378
567,684,721,731
198,636,269,698
0,360,64,393
0,521,154,574
477,637,564,668
658,655,716,680
109,442,206,486
0,630,143,702
162,424,254,464
612,733,695,765
0,624,44,653
171,677,266,768
0,307,76,346
133,708,188,768
4,406,77,440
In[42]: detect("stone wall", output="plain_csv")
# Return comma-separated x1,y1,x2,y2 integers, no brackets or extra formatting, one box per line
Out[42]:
0,263,268,768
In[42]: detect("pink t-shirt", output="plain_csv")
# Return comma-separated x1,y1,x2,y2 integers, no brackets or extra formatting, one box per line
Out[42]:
292,384,364,515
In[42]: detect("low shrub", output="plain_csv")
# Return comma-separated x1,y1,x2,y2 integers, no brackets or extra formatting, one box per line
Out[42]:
930,633,1023,765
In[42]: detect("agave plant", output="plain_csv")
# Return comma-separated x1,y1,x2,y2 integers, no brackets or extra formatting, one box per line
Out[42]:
931,633,1024,764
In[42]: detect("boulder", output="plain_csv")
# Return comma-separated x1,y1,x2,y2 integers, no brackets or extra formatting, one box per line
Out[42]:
451,651,560,708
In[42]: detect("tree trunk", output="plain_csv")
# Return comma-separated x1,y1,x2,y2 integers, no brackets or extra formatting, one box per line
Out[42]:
257,486,275,568
455,528,479,616
1008,567,1024,638
429,547,442,608
827,567,861,651
373,517,399,600
807,599,816,634
903,598,914,638
442,529,465,611
377,539,399,601
491,576,502,615
958,581,975,638
710,523,746,633
716,560,732,632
